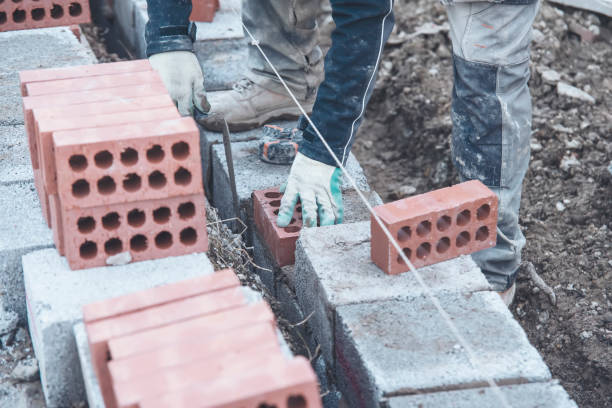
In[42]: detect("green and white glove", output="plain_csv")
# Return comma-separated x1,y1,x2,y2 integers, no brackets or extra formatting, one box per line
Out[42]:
149,51,210,116
277,152,343,228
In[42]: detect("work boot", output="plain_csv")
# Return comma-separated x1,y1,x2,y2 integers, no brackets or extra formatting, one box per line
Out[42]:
498,283,516,307
197,78,314,132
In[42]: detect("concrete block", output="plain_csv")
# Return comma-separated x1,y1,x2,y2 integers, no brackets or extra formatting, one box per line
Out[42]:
194,38,248,92
0,124,33,185
294,221,490,364
74,322,105,408
0,182,54,321
387,381,577,408
0,72,25,126
334,291,551,408
23,248,214,408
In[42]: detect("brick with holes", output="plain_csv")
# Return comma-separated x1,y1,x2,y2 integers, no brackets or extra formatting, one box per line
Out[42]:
0,0,91,33
52,117,202,209
86,286,248,408
252,187,303,267
139,356,322,408
58,192,208,270
35,105,180,195
33,168,51,227
371,180,498,274
22,81,167,169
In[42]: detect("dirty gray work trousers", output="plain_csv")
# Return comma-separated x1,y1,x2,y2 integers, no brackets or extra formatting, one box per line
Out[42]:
242,0,332,100
445,1,540,290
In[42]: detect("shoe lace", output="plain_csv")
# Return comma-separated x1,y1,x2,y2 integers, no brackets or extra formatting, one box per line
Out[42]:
232,78,255,95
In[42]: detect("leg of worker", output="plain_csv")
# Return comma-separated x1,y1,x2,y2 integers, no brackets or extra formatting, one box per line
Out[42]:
199,0,325,131
446,1,540,291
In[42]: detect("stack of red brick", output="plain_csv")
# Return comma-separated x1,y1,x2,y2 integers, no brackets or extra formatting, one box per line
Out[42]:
83,269,322,408
19,60,209,270
0,0,91,32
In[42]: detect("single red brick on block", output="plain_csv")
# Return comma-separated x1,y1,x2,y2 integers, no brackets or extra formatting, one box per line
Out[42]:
22,82,167,170
83,269,239,323
60,193,208,270
52,117,202,208
190,0,219,22
0,0,91,33
371,180,498,274
253,187,303,267
140,356,322,408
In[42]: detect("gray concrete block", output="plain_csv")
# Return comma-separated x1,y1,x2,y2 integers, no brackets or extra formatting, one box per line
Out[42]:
0,182,54,321
387,381,577,408
334,291,551,408
0,125,33,185
294,221,490,364
23,249,214,408
194,38,249,92
73,323,105,408
0,72,26,126
112,0,148,58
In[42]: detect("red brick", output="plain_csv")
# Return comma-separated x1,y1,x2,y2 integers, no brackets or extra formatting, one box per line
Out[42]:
113,344,285,408
86,286,246,408
189,0,218,22
22,82,167,170
35,106,180,197
252,187,303,267
19,60,152,95
0,0,91,33
52,117,201,208
24,70,161,97
139,356,322,408
33,168,51,227
59,193,208,270
83,269,239,323
371,180,498,274
108,323,277,383
48,193,64,255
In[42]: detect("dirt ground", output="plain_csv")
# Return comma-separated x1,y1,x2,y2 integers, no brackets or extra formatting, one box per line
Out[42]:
353,1,611,407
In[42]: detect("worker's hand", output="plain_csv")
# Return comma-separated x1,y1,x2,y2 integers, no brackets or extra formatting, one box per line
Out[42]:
149,51,210,116
277,152,343,228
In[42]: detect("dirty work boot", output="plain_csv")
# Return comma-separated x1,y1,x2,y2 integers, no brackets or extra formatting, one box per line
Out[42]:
197,78,314,132
498,283,516,307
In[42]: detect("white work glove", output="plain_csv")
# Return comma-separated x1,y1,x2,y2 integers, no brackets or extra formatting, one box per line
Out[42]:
277,152,344,228
149,51,210,116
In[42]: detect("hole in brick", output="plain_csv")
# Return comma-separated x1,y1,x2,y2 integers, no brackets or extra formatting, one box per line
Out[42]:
171,141,190,160
153,207,171,224
69,2,82,16
436,237,450,254
146,144,164,163
477,204,491,220
416,221,431,237
155,231,173,249
264,191,282,199
127,209,145,227
174,167,192,186
104,238,123,256
476,226,490,241
437,215,451,232
296,206,302,213
270,200,281,208
456,209,471,227
72,179,90,198
97,176,116,195
50,4,63,19
79,241,97,259
0,12,6,25
456,231,471,248
257,405,276,408
102,212,120,230
12,8,25,23
273,209,279,215
288,396,307,408
123,173,141,192
148,171,167,189
178,202,195,220
397,226,411,242
180,227,197,245
68,154,87,171
397,248,412,264
120,148,138,166
77,216,95,234
284,226,300,233
94,150,113,169
416,242,431,259
31,8,45,20
130,234,148,252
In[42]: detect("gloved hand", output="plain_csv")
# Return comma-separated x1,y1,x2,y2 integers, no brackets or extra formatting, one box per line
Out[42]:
277,152,343,228
149,51,210,116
